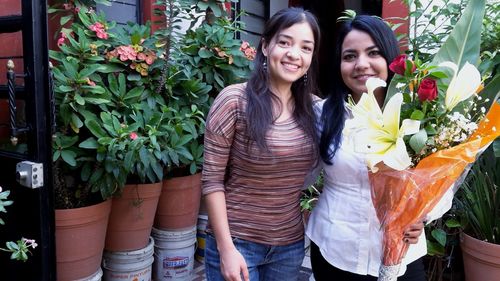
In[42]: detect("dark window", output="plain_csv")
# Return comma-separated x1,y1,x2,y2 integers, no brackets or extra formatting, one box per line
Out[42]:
96,0,142,27
234,0,269,47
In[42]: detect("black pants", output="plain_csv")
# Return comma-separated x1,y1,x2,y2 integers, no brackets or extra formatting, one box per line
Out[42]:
310,242,426,281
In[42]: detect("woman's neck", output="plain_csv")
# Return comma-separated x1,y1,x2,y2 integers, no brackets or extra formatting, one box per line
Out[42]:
269,83,294,122
270,83,293,106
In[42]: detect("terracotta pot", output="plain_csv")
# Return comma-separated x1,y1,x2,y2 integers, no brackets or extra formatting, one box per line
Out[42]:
55,199,112,281
155,173,202,230
461,232,500,281
105,182,162,251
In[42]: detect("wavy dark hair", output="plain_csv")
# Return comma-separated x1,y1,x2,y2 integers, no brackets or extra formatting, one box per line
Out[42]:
320,15,400,164
245,7,321,152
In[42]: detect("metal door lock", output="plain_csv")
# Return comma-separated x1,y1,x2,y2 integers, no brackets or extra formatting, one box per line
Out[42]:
16,161,43,189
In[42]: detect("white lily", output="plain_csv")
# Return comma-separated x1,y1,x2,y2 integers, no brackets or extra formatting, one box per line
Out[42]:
439,61,481,111
349,78,385,128
350,78,420,172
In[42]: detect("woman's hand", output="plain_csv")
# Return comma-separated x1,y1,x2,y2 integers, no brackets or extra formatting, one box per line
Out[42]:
220,247,249,281
403,221,424,244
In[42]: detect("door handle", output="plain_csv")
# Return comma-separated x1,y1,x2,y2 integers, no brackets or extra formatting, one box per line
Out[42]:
6,59,29,145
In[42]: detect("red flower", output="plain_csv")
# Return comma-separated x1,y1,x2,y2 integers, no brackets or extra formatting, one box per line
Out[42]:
389,54,415,75
129,132,138,140
417,78,438,102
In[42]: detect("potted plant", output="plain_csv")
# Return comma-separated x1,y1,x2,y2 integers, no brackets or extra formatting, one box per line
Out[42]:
153,1,255,230
455,141,500,281
48,1,166,278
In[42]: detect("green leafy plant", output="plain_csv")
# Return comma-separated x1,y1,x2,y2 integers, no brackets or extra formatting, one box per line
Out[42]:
50,4,168,204
300,172,323,212
181,16,254,95
50,0,255,205
153,0,254,176
0,187,37,262
398,0,499,85
456,145,500,244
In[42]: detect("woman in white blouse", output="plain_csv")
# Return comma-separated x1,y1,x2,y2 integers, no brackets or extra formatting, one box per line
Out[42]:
306,15,453,281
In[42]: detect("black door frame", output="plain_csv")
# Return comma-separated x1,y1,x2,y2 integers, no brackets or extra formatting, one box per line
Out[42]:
0,0,55,280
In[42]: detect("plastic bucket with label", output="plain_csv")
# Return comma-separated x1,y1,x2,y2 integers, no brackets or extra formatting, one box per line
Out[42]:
102,237,154,281
152,226,196,281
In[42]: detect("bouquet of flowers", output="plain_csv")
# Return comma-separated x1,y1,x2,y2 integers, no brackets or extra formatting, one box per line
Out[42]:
346,0,500,280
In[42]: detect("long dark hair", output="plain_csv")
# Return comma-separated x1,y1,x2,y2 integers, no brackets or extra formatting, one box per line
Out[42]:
246,7,321,152
320,15,399,164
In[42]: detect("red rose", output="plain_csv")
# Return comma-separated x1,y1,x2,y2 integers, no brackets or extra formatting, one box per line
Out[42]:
389,54,415,75
417,78,438,101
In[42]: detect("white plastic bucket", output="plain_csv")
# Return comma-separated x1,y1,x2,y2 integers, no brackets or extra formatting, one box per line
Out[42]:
195,214,208,263
152,226,197,281
75,267,103,281
102,237,154,281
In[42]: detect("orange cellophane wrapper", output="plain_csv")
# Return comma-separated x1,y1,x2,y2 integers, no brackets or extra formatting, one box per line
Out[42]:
370,102,500,267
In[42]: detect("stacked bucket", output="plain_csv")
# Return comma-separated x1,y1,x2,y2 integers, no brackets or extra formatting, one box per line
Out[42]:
152,173,203,281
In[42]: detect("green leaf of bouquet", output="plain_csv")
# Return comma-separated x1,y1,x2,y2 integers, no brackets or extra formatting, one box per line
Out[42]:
409,129,428,154
431,228,447,247
428,71,448,79
478,73,500,111
384,0,486,107
431,0,485,68
424,124,437,135
410,110,425,120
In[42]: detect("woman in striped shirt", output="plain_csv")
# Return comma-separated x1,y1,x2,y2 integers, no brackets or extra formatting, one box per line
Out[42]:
202,7,321,281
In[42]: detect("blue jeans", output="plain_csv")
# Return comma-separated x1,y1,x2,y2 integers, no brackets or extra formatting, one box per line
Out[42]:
205,234,305,281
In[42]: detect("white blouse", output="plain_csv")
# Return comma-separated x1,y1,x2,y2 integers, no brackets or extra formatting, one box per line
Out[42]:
305,101,454,277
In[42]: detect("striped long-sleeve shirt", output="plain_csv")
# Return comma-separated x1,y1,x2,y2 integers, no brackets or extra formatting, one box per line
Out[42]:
202,83,316,245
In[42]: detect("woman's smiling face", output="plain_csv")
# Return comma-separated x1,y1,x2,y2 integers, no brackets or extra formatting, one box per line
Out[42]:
340,29,388,99
262,21,315,90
